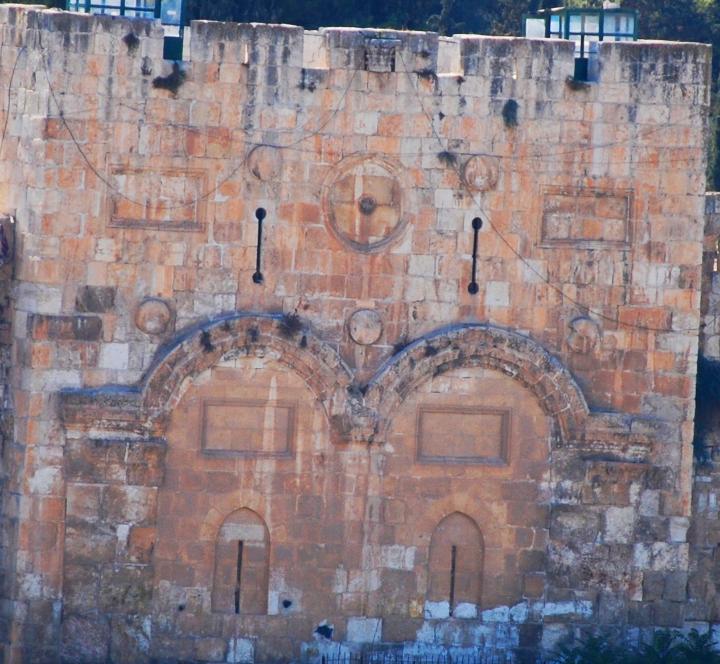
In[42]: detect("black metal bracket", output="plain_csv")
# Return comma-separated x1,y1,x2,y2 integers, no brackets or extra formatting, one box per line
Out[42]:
252,207,266,284
467,216,482,295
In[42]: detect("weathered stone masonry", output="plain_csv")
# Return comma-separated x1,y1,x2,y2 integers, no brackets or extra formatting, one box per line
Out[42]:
0,4,713,662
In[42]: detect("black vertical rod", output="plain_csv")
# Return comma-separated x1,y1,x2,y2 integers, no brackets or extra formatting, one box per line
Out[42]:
252,207,266,284
467,217,482,294
449,544,457,615
234,540,244,614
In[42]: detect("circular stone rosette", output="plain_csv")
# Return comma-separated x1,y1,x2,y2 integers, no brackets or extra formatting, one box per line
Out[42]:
348,309,383,346
322,155,407,253
135,297,174,336
461,155,499,192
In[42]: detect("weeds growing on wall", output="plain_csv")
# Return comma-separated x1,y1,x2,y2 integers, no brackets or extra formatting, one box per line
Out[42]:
553,629,720,664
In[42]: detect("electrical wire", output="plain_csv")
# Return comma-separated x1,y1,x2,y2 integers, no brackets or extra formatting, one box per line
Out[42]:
28,40,711,335
40,46,359,211
396,49,705,335
0,47,26,159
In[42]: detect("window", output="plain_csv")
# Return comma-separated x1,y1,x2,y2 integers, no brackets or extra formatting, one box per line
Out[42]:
212,508,269,615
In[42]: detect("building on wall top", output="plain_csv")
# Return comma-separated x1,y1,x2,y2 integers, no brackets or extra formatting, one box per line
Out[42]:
66,0,185,57
523,2,638,80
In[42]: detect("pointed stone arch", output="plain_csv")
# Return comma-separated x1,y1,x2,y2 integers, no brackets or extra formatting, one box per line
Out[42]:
365,323,588,444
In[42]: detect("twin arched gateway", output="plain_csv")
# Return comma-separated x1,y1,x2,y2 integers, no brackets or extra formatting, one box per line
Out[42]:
58,313,648,660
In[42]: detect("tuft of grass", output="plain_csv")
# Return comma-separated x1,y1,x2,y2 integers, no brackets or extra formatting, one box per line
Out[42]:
437,150,458,167
501,99,519,128
278,313,303,338
122,32,140,54
152,62,186,96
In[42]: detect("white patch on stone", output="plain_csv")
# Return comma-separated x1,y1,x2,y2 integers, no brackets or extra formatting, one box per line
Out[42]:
14,282,63,314
268,570,301,616
116,524,130,547
332,565,347,594
415,621,435,643
481,605,509,622
20,573,43,599
485,281,510,307
669,517,689,543
634,543,651,568
639,490,660,516
509,602,530,622
452,602,477,619
424,600,450,619
220,524,266,542
540,600,593,618
227,637,254,663
380,545,415,570
28,466,62,495
99,343,130,370
346,617,382,644
605,506,635,544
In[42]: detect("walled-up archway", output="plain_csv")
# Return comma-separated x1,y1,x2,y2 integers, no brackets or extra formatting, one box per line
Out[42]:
59,316,588,659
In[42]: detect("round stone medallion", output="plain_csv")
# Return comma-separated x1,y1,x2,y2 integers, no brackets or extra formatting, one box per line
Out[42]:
567,316,600,354
323,155,405,253
135,298,173,336
461,155,499,192
348,309,383,346
246,145,282,182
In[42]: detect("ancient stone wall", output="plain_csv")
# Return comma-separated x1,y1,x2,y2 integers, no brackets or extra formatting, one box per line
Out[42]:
0,4,712,662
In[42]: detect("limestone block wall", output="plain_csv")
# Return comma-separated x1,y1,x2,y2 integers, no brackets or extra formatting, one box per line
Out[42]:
0,4,712,663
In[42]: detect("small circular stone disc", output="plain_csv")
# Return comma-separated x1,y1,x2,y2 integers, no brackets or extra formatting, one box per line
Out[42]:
135,298,173,336
567,316,600,354
348,309,383,345
461,155,499,192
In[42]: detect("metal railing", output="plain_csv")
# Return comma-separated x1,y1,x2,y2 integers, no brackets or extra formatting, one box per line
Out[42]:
313,652,513,664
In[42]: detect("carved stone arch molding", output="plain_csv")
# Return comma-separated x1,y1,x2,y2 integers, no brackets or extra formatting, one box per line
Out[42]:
60,316,653,458
59,312,355,439
365,323,590,445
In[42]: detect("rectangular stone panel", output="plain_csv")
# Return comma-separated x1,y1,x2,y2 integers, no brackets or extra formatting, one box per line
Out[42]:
417,406,509,464
108,165,207,231
201,400,295,457
540,187,633,247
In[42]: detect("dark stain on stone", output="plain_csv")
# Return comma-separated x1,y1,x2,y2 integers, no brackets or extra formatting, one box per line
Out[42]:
279,313,303,338
122,32,140,54
437,150,458,167
200,330,214,353
502,99,519,128
414,68,437,82
152,62,186,97
75,285,116,313
392,337,410,354
565,75,591,92
299,334,308,348
314,623,333,639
